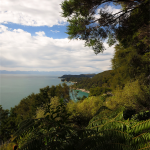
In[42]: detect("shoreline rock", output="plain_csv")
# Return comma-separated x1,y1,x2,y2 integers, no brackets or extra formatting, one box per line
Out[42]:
70,87,89,93
76,88,90,93
61,80,77,83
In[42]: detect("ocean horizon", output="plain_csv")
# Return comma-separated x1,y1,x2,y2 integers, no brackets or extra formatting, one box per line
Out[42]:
0,74,89,110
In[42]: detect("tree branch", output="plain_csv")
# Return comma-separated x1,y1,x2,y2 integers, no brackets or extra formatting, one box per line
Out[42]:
89,5,140,26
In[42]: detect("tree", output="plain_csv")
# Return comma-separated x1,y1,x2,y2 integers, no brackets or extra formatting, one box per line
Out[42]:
110,0,150,87
55,83,70,101
61,0,148,54
115,0,150,49
89,87,111,96
0,105,10,144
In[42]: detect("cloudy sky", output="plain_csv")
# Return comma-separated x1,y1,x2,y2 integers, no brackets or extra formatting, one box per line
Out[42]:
0,0,121,74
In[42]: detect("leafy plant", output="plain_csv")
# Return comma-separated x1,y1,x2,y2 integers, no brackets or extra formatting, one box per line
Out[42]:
12,101,98,150
12,100,150,150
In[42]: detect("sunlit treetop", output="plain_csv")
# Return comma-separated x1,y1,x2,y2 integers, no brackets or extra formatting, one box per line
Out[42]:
61,0,148,54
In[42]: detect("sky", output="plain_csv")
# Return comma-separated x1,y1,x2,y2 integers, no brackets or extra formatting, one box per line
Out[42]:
0,0,121,74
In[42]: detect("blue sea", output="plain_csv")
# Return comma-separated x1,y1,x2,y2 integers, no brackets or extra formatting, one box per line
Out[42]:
0,74,89,110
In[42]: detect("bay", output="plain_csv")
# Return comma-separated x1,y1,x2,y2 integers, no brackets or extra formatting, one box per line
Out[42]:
0,74,89,110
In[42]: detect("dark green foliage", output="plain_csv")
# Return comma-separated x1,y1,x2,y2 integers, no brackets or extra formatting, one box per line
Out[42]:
55,83,70,100
111,45,143,87
110,0,150,89
12,103,90,150
12,83,70,125
61,0,146,54
0,108,16,147
0,105,10,144
77,95,87,101
71,70,113,90
0,106,19,145
13,105,150,150
111,44,149,88
89,87,112,96
110,0,150,88
116,0,150,50
131,110,150,121
65,77,89,82
87,110,150,150
48,85,56,98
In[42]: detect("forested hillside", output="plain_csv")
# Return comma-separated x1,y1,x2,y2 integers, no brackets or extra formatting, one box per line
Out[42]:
0,0,150,149
69,70,113,90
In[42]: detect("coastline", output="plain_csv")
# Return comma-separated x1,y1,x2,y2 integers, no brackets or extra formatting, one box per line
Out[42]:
70,87,90,94
62,80,90,93
63,81,77,83
69,81,77,83
76,88,90,93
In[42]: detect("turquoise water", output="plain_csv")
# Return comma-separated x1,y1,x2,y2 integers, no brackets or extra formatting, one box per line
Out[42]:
69,90,89,102
0,74,89,110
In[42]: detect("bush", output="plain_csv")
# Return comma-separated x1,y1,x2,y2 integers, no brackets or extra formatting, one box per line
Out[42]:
35,96,64,120
105,80,150,112
89,87,112,96
77,95,87,101
67,96,104,119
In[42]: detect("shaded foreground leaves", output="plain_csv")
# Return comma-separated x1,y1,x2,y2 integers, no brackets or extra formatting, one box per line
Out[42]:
13,103,150,150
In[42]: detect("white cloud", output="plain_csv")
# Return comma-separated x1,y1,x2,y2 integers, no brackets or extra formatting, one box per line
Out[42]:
35,31,45,36
50,30,60,33
0,0,67,27
106,5,121,14
0,25,8,32
0,25,115,73
94,6,121,20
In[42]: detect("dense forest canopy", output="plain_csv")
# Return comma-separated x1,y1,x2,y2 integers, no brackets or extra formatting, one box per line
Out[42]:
68,70,113,90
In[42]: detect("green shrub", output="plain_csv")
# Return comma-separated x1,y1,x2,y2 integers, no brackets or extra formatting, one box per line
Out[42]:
89,87,112,96
106,80,150,111
67,96,104,119
35,96,64,120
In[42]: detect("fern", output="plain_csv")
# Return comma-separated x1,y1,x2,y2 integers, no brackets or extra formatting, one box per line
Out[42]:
12,103,150,150
12,103,85,149
86,110,150,150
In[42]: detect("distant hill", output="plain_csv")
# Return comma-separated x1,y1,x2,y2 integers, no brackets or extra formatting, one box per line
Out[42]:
0,70,95,76
59,74,96,78
69,70,113,90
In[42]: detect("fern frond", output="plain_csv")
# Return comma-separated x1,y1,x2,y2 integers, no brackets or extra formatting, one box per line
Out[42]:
130,119,150,134
13,105,150,150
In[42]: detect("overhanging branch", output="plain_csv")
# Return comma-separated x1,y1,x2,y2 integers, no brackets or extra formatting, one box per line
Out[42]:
89,5,140,26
